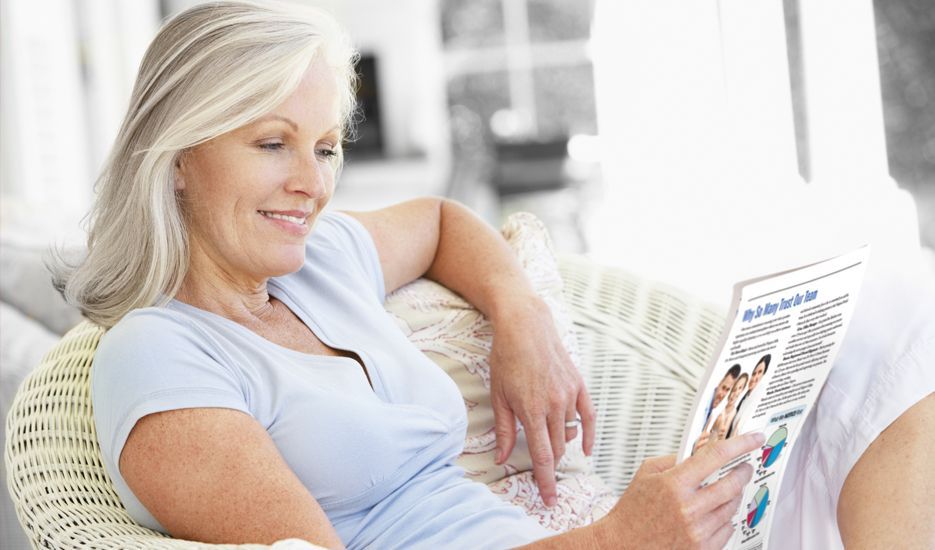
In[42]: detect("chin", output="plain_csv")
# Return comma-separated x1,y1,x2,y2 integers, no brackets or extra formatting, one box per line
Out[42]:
265,248,307,277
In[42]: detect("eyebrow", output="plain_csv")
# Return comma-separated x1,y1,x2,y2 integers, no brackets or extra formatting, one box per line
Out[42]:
255,114,299,131
253,115,342,138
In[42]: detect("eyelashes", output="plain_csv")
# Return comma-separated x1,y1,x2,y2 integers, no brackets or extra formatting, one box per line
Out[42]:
317,148,339,160
256,141,339,160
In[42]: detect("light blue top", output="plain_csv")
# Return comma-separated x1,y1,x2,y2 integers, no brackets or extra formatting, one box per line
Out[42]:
91,211,552,549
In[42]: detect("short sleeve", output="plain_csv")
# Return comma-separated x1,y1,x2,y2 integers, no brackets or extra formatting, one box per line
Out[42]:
310,210,386,303
771,266,935,548
91,309,250,481
821,270,935,497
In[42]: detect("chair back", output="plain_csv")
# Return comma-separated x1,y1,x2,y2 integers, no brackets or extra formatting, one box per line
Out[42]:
3,321,275,549
557,255,726,493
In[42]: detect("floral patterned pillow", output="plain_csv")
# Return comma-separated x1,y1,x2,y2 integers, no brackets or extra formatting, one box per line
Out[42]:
383,212,615,532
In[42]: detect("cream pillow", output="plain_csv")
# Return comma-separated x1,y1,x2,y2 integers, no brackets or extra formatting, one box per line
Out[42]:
384,212,615,531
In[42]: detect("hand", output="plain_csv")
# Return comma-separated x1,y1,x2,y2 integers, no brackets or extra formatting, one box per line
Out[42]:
488,296,596,507
599,432,765,549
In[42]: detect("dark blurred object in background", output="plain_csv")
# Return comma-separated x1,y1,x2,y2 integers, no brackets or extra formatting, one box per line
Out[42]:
346,53,384,159
874,0,935,248
440,0,599,252
492,139,568,195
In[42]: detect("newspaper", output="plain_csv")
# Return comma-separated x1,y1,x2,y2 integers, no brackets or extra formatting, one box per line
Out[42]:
676,246,870,550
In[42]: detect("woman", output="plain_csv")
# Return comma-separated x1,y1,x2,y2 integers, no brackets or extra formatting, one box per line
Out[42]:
57,2,761,547
727,355,769,439
712,373,748,441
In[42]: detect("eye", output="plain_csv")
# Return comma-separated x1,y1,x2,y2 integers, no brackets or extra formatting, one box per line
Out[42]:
316,146,339,161
258,141,285,151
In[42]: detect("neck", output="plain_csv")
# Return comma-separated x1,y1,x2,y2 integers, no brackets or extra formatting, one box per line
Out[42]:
175,244,275,324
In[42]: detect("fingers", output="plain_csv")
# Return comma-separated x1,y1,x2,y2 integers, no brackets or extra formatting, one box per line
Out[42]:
706,493,743,534
492,394,518,465
705,512,739,550
577,385,596,456
687,493,743,550
696,462,753,511
563,400,578,444
687,469,746,549
548,413,567,468
549,411,568,467
525,416,558,507
679,432,765,486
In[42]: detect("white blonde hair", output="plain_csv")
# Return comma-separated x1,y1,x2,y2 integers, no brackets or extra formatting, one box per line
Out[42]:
53,0,359,328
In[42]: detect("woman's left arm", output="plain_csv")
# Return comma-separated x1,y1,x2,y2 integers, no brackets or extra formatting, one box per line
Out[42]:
837,392,935,548
342,197,595,507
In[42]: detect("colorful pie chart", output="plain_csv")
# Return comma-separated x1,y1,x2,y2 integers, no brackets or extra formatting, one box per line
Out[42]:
746,485,769,529
760,426,788,468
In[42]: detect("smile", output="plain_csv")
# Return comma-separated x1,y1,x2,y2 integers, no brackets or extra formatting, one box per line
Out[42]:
258,210,308,226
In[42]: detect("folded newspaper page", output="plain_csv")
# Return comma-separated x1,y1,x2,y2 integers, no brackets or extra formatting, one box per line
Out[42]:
676,246,870,550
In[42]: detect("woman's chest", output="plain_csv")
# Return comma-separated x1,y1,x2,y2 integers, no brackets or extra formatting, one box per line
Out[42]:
228,340,468,515
220,281,470,511
249,304,373,386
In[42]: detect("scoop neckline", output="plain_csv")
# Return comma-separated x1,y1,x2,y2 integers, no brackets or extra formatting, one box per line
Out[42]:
167,281,384,398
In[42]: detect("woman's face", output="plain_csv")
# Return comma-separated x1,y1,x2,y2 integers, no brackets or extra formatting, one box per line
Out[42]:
728,375,748,405
176,56,341,283
713,374,735,407
749,362,767,391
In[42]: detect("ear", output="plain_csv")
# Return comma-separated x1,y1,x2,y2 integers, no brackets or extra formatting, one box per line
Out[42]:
173,153,186,191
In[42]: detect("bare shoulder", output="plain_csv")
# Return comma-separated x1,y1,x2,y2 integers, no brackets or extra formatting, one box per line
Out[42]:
837,392,935,549
120,407,343,548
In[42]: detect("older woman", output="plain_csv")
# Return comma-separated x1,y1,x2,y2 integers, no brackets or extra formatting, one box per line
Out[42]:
56,1,762,548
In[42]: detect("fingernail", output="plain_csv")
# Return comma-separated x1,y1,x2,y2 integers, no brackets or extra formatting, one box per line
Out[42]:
546,496,557,507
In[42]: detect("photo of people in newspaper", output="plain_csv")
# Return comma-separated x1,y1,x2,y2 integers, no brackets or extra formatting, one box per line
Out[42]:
692,354,771,454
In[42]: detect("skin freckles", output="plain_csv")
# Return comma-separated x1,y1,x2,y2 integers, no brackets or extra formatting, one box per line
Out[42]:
837,393,935,548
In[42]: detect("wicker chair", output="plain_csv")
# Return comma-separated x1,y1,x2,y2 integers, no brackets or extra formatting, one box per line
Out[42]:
4,255,725,549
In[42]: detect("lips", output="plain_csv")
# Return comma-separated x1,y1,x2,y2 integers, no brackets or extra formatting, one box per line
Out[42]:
258,209,312,236
258,210,308,225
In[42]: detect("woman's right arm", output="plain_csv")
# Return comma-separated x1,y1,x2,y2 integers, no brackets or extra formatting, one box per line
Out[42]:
119,407,344,548
521,432,764,549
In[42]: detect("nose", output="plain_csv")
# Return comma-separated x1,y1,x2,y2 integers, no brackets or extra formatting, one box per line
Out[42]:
287,152,331,199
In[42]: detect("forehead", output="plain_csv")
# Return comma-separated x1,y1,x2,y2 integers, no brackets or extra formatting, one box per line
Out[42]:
267,56,341,129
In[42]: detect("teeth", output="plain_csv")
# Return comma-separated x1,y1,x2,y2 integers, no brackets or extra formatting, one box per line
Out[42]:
260,211,306,225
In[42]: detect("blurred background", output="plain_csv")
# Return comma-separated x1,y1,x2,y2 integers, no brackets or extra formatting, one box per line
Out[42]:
1,0,933,303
